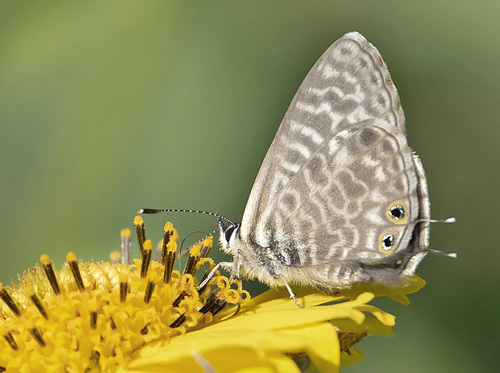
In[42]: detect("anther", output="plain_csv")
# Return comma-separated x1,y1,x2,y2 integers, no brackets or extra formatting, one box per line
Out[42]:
140,240,153,278
199,290,227,315
211,296,228,316
199,290,219,314
144,278,156,304
169,313,187,328
119,272,129,303
120,228,132,265
161,222,175,265
133,215,146,257
29,292,48,319
199,296,215,314
196,258,216,294
3,332,18,351
163,237,177,285
40,254,60,295
110,251,121,265
197,271,211,294
172,291,187,307
66,252,85,292
29,327,46,347
183,244,201,276
90,311,98,329
0,284,21,317
199,236,213,259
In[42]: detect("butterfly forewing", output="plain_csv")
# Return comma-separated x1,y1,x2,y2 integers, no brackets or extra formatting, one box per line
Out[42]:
235,32,430,289
241,32,407,240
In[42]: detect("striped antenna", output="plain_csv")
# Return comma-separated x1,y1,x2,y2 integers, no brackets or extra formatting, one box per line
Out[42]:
179,231,213,258
138,208,234,225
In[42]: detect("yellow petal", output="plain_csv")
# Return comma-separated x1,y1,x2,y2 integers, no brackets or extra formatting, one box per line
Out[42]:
355,305,396,326
276,323,340,373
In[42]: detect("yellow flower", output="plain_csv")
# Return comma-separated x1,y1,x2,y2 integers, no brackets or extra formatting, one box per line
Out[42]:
120,278,424,373
0,218,425,372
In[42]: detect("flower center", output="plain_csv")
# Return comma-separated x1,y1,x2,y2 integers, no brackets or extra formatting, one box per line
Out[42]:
0,219,249,371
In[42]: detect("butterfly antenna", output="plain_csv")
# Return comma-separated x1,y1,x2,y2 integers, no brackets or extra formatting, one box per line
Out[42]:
138,208,234,225
179,231,212,258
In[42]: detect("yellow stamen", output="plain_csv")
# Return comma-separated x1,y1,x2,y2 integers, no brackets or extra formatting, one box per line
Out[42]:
183,243,202,276
66,252,85,292
29,292,48,319
163,242,178,285
172,291,187,307
169,313,186,328
199,236,213,258
29,327,45,347
120,228,132,264
0,284,21,317
160,222,176,265
110,251,121,265
140,240,153,278
120,228,131,238
90,311,98,330
40,254,60,295
199,289,227,316
3,332,18,351
133,215,146,256
119,272,128,303
144,273,158,304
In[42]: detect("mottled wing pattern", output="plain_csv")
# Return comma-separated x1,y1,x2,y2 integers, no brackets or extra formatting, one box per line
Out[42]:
265,118,418,265
240,32,421,269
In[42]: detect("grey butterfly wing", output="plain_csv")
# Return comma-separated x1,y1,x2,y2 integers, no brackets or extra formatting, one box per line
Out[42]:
241,32,405,240
239,32,429,287
269,118,429,288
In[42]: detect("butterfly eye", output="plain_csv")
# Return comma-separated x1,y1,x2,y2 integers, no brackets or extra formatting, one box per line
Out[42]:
386,201,408,224
224,224,239,244
379,233,395,252
389,205,404,220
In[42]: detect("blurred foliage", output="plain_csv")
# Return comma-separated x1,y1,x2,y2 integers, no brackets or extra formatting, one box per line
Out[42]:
1,1,498,372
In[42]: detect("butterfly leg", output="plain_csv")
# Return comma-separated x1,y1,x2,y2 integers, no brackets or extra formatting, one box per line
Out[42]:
191,351,216,373
279,274,302,308
228,252,241,282
196,261,233,290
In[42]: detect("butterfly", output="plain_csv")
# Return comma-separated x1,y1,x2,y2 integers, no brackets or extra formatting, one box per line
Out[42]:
215,32,457,301
142,32,454,306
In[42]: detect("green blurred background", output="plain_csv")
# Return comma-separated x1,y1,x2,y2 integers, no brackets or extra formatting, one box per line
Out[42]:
1,1,498,371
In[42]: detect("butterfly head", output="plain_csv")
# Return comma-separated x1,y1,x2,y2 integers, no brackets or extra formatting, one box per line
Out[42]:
218,220,241,254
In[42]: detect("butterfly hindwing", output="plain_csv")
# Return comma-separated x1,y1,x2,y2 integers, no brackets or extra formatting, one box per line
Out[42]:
246,118,419,267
